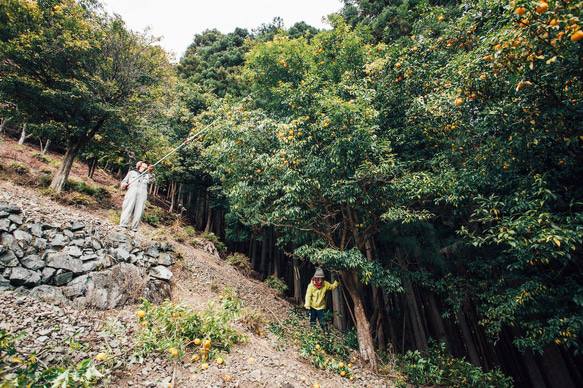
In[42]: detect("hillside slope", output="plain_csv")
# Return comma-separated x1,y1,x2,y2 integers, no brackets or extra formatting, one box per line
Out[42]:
0,135,393,388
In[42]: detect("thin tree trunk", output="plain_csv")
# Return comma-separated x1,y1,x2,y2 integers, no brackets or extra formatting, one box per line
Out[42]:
49,145,80,191
331,271,347,331
40,139,51,155
457,308,481,366
293,252,301,304
259,229,268,276
340,269,378,371
403,276,428,350
204,193,213,233
18,120,31,145
427,292,448,343
0,117,13,134
251,237,258,272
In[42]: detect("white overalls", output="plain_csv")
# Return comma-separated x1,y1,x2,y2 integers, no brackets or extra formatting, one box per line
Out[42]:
119,170,155,231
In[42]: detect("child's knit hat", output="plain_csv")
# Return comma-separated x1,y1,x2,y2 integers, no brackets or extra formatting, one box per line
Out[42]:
314,267,325,278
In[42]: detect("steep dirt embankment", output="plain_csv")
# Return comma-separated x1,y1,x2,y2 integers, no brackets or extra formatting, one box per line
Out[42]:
0,137,394,388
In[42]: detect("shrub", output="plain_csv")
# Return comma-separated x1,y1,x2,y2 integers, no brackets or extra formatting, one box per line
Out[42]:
183,226,196,237
0,329,105,387
69,193,95,206
201,232,226,251
7,162,29,175
38,176,52,187
142,209,164,226
133,296,248,366
269,308,354,379
226,253,252,274
265,275,288,296
395,340,513,388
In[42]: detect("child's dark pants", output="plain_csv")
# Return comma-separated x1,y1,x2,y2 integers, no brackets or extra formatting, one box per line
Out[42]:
308,308,327,331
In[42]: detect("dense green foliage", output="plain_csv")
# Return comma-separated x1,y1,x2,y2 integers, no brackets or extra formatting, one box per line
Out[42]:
397,340,513,388
194,0,583,357
2,0,582,383
0,0,170,190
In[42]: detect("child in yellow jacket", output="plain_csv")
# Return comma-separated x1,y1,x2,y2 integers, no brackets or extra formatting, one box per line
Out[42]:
304,267,339,330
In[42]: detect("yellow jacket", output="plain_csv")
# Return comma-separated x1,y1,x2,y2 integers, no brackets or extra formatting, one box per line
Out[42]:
304,280,339,310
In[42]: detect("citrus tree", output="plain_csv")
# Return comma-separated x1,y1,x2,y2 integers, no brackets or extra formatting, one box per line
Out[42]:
364,0,583,353
200,18,415,370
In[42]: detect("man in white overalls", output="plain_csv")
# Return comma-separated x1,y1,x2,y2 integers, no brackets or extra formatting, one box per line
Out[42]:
119,161,155,231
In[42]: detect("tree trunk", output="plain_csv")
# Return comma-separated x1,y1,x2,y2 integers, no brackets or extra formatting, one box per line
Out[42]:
87,157,97,178
259,228,269,276
251,237,258,271
18,120,31,145
331,271,347,331
40,139,51,155
293,253,302,304
0,117,13,134
427,292,448,343
49,145,80,191
340,269,378,371
403,276,428,350
457,308,481,366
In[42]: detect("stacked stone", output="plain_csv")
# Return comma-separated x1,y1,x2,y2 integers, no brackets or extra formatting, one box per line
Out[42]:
0,203,174,309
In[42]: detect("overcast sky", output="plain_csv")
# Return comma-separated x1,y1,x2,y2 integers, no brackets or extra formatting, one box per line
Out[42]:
103,0,344,61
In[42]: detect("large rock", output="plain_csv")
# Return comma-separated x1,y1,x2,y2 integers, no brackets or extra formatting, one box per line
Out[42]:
0,204,21,214
64,274,91,297
45,252,83,274
149,265,173,281
0,251,19,267
13,230,33,245
158,253,175,266
9,266,41,287
21,254,45,271
48,234,68,248
86,263,146,309
29,285,66,302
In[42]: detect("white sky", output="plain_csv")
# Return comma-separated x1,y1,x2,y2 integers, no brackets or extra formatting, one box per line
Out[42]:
103,0,344,61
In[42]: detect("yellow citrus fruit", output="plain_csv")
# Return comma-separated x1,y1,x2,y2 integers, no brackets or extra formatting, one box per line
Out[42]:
136,310,145,318
216,357,223,365
455,98,463,106
192,354,200,362
203,340,211,349
536,2,548,14
169,347,178,357
347,363,352,368
515,7,526,16
315,344,320,350
95,353,106,360
194,338,201,345
314,383,320,388
224,375,231,381
438,15,444,21
249,357,255,363
341,371,346,377
301,377,306,381
339,362,344,368
201,363,208,370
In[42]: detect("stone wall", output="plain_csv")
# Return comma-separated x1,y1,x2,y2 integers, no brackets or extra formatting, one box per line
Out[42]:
0,203,174,309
